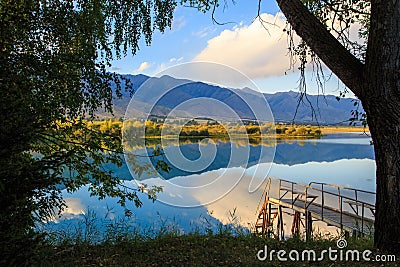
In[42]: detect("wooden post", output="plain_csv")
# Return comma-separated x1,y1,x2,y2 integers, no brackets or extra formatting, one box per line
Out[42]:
277,205,285,240
352,229,357,238
305,211,312,241
280,206,284,240
267,203,272,238
261,204,267,236
344,230,350,239
291,211,301,237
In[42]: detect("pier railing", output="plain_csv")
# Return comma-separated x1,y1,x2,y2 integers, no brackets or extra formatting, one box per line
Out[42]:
256,177,376,237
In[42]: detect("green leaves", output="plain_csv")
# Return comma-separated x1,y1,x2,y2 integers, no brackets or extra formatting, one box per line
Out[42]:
303,0,370,61
0,2,178,260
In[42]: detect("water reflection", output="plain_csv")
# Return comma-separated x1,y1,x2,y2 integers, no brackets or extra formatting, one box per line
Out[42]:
119,134,374,180
50,158,375,233
49,135,375,234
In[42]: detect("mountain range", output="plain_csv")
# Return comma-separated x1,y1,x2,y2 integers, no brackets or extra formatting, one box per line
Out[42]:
100,74,363,125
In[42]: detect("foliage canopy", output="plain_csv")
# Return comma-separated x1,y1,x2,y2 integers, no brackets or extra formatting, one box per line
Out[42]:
0,0,175,263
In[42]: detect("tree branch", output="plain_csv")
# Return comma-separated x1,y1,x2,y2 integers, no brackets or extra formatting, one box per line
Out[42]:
276,0,364,98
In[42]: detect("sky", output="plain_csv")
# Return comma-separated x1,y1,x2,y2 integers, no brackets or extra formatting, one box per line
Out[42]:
109,0,349,96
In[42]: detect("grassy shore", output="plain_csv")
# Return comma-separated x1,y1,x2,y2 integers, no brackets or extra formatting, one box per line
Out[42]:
28,210,395,266
90,119,369,141
34,233,397,266
320,126,369,134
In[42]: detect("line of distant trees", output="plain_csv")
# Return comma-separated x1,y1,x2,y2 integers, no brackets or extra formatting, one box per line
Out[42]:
121,119,322,138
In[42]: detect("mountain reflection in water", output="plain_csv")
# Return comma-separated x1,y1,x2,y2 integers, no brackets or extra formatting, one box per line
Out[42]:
48,134,375,235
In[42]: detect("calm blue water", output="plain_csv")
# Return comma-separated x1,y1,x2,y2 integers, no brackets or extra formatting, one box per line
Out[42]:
45,133,375,235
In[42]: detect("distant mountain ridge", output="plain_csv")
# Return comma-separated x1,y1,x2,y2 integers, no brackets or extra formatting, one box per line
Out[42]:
100,74,363,124
263,91,362,124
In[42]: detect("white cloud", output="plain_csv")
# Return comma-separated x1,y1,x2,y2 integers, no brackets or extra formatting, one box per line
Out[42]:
172,16,186,32
152,62,172,74
151,57,186,75
135,61,152,73
192,26,217,38
63,198,85,216
193,13,301,79
169,56,184,63
47,198,85,223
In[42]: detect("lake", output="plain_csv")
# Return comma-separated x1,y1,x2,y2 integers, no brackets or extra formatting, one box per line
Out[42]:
45,132,375,237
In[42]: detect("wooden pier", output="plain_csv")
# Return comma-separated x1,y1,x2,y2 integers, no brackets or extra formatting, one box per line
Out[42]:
255,177,376,239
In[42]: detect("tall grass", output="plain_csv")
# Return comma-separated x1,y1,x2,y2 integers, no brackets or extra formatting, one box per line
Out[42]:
30,209,395,266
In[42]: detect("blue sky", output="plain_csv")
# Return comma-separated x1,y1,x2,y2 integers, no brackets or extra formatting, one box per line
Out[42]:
110,1,348,96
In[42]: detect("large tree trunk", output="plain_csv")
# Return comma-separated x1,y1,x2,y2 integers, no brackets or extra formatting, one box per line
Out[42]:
277,0,400,252
363,0,400,251
364,99,400,252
